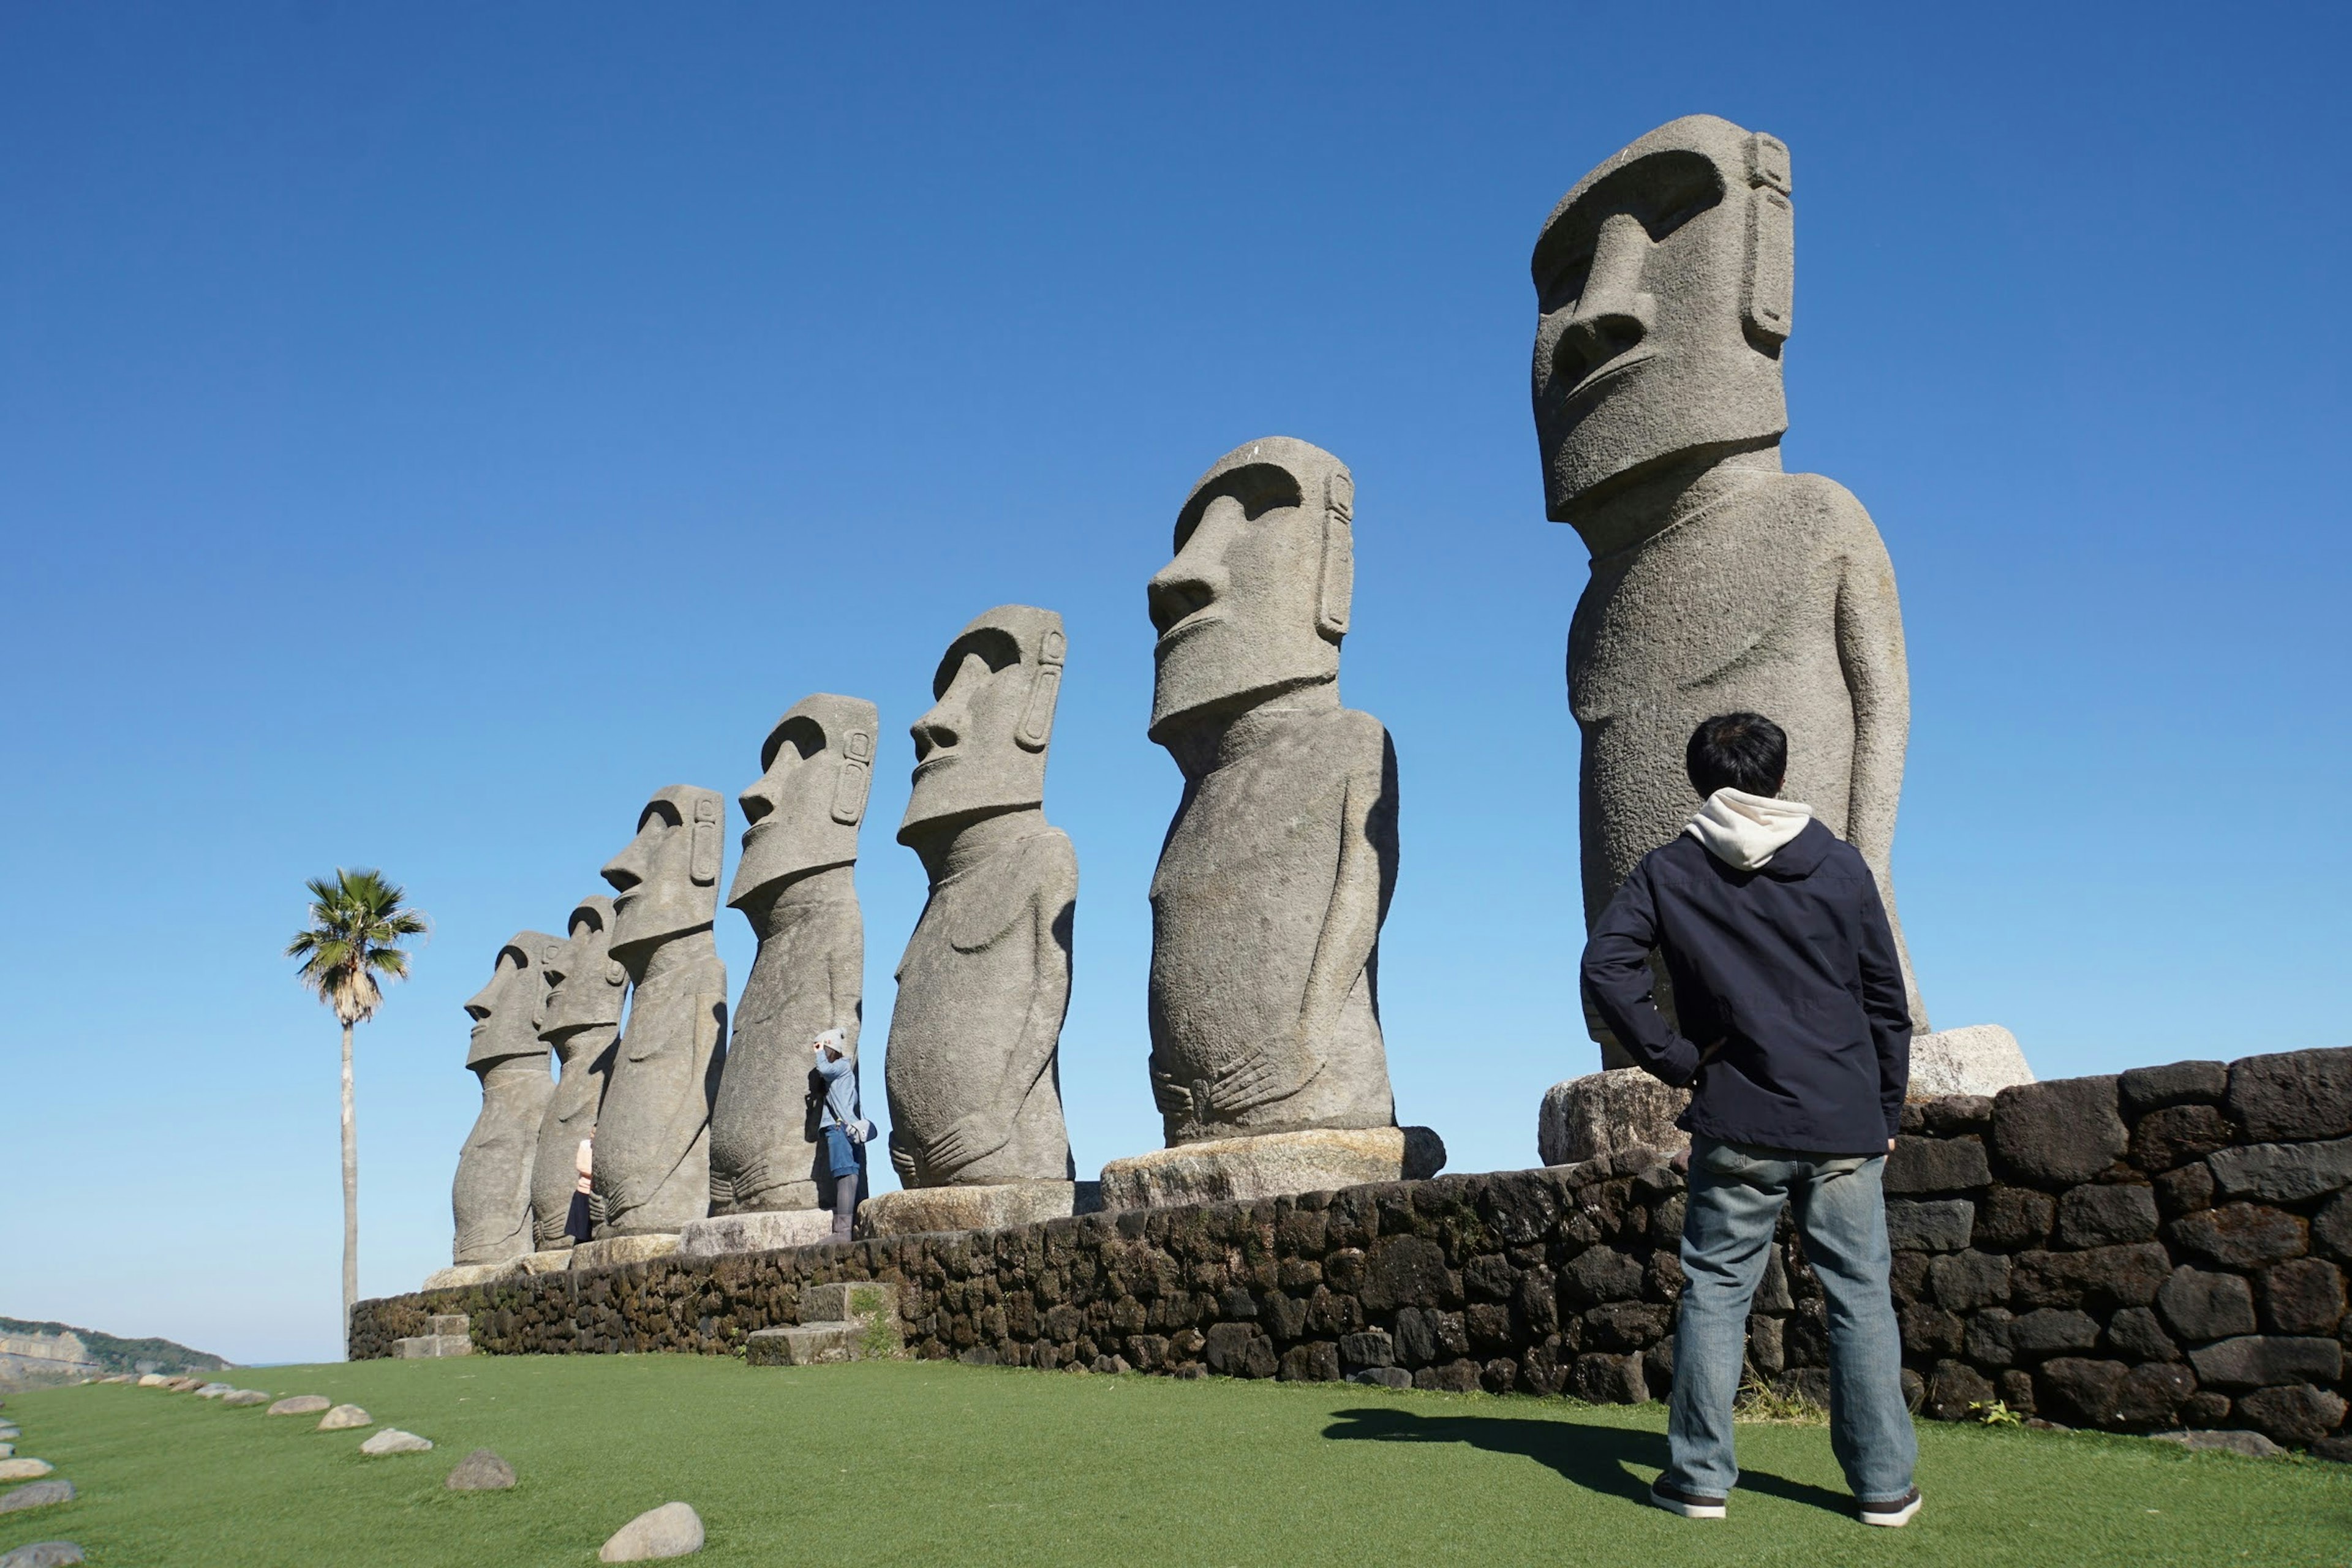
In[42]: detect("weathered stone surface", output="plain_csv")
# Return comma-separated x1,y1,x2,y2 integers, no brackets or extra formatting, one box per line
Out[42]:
887,608,1075,1192
421,1263,511,1291
1993,1077,2127,1188
1886,1136,1991,1195
195,1382,234,1398
745,1324,864,1366
445,1448,516,1490
600,1501,704,1562
0,1544,84,1568
1885,1199,1974,1253
2130,1105,2234,1172
1928,1250,2011,1311
1974,1187,2054,1250
359,1428,433,1455
2111,1362,2196,1428
2008,1309,2100,1359
1574,1351,1647,1404
2187,1335,2344,1390
429,1314,467,1335
2318,1192,2352,1264
711,695,875,1217
1908,1027,2033,1100
2105,1307,2179,1363
2171,1204,2308,1270
2119,1060,2228,1116
532,895,625,1249
2227,1047,2352,1143
595,786,730,1238
219,1390,269,1406
860,1182,1082,1237
1530,114,1929,1045
2236,1384,2348,1445
1918,1096,1995,1136
452,931,559,1267
0,1462,53,1482
392,1335,471,1359
2207,1139,2352,1205
2155,1162,2216,1218
516,1248,575,1275
1338,1330,1394,1368
678,1209,839,1256
2011,1244,2171,1309
1099,1129,1442,1212
569,1234,681,1271
1145,438,1407,1145
2260,1259,2346,1336
1924,1359,1994,1421
1537,1069,1690,1166
2037,1357,2129,1426
2055,1185,2158,1249
2157,1267,2258,1343
266,1395,330,1416
315,1404,370,1431
2151,1428,2284,1458
0,1480,72,1513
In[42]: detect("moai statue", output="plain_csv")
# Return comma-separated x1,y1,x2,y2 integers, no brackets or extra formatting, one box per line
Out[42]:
868,606,1079,1235
528,895,627,1253
1098,437,1443,1211
589,786,729,1245
1526,115,2026,1147
451,932,559,1267
699,694,876,1251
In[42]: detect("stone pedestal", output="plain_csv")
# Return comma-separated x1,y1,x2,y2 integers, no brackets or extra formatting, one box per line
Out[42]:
567,1233,681,1271
514,1249,575,1275
1907,1024,2034,1099
421,1262,512,1292
1097,1126,1446,1212
1537,1068,1690,1168
857,1181,1095,1237
679,1210,839,1257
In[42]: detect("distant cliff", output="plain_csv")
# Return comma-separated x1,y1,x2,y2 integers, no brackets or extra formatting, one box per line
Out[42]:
0,1316,230,1387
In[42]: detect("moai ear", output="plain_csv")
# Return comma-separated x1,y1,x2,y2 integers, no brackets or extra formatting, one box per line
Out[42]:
1743,132,1793,346
605,959,627,988
690,794,722,886
831,726,875,826
1016,628,1066,753
1316,470,1354,643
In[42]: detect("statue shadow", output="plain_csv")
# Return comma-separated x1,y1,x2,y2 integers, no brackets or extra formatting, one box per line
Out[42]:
1321,1404,1853,1517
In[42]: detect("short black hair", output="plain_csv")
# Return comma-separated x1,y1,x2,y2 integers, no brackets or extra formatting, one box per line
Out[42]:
1686,712,1787,798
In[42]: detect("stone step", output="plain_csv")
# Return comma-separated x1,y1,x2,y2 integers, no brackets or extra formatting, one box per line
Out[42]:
391,1335,473,1359
801,1283,899,1324
745,1322,867,1366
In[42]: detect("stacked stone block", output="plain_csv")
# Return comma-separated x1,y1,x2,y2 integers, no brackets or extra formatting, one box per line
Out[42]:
352,1046,2350,1458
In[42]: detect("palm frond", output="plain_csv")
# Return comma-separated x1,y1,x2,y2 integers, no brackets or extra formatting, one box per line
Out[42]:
287,864,431,1028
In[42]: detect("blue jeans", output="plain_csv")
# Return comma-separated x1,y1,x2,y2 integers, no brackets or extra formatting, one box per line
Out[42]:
1665,1134,1917,1504
823,1125,860,1180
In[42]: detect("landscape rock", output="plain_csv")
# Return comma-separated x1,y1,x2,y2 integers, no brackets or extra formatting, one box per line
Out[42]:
0,1480,74,1513
2150,1428,2284,1458
2170,1204,2309,1270
219,1390,270,1406
194,1382,235,1398
1885,1136,1991,1195
2130,1105,2234,1172
2258,1257,2346,1335
266,1395,330,1416
1885,1199,1975,1253
2036,1357,2129,1425
600,1501,705,1561
0,1545,84,1568
2226,1047,2352,1142
2104,1307,2179,1363
2119,1060,2229,1115
1907,1026,2034,1099
2055,1185,2159,1248
2007,1308,2100,1359
2112,1362,2196,1427
2207,1139,2352,1205
2185,1335,2343,1390
1993,1077,2127,1188
2234,1384,2348,1446
315,1404,371,1431
2156,1267,2258,1341
446,1449,517,1490
134,1374,170,1387
358,1428,433,1455
0,1461,53,1483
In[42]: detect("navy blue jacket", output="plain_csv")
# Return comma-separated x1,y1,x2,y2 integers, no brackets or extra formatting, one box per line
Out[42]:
1579,819,1912,1156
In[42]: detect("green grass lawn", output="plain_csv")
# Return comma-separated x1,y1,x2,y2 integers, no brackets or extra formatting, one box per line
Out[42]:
2,1356,2346,1567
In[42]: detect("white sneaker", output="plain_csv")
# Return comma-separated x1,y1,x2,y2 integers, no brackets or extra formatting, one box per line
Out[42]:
1860,1487,1922,1527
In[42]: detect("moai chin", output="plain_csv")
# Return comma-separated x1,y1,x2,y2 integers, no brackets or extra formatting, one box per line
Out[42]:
1531,114,1929,1059
590,785,729,1237
708,693,877,1216
451,932,559,1266
529,895,627,1249
880,605,1076,1202
1143,436,1401,1144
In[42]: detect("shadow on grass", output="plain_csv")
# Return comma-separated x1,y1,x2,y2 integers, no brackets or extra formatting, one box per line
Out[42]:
1321,1405,1853,1517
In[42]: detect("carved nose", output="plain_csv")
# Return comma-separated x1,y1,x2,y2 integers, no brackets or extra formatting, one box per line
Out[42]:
1551,213,1654,388
910,714,960,762
464,1000,493,1022
738,787,775,826
1147,574,1216,637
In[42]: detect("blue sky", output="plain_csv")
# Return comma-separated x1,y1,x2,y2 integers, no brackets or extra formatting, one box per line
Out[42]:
4,2,2345,1366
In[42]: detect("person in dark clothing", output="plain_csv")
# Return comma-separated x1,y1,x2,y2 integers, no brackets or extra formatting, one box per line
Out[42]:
1581,712,1920,1528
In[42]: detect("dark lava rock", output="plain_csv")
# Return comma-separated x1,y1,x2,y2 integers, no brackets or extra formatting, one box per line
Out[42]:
2226,1047,2352,1143
1994,1077,2128,1188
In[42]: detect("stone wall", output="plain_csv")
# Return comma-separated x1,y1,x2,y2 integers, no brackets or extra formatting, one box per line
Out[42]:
353,1046,2352,1456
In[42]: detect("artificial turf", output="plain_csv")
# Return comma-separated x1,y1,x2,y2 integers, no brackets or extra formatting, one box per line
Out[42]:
2,1355,2346,1566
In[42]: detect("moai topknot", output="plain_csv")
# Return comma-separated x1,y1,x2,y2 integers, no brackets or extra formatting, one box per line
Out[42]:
528,894,626,1251
869,606,1079,1235
589,785,729,1243
1098,437,1444,1211
706,694,876,1239
1529,114,1927,1056
451,932,559,1267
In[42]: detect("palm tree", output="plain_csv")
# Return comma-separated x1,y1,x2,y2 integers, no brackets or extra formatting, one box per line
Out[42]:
286,868,429,1356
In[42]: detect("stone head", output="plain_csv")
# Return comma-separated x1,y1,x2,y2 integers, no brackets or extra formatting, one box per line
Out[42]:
1531,114,1793,530
464,930,559,1069
900,605,1065,843
540,894,627,1041
729,693,880,907
1147,437,1353,743
601,785,726,960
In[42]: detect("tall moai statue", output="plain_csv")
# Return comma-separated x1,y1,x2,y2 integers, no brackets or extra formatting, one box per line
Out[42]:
528,894,626,1254
1527,116,2027,1160
1098,437,1444,1210
696,693,878,1253
450,932,560,1268
867,605,1081,1236
587,786,730,1249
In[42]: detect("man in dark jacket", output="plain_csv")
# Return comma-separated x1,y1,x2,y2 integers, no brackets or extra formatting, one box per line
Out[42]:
1581,712,1920,1527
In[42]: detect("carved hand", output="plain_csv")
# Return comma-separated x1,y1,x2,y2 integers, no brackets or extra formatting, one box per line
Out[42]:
888,1130,918,1185
1210,1046,1323,1117
1148,1055,1194,1118
923,1111,1010,1180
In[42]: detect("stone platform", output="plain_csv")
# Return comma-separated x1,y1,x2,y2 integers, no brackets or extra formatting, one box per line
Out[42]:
569,1233,680,1270
858,1181,1098,1237
1537,1068,1689,1168
420,1262,511,1291
1097,1126,1445,1211
680,1210,839,1256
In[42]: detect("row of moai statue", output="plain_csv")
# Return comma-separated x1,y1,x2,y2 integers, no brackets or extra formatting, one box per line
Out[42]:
440,111,2030,1278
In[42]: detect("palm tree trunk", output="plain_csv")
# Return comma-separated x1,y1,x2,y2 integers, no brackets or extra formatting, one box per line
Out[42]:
341,1017,359,1359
